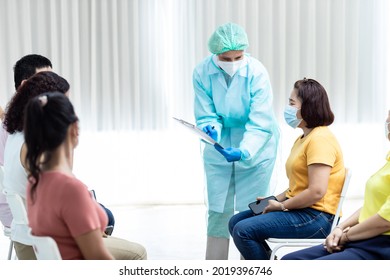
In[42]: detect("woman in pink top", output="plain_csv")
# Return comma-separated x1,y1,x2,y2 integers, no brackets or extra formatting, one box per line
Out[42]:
25,92,113,259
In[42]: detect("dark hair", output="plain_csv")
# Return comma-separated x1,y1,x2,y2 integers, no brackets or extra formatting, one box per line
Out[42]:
4,71,70,134
294,78,334,128
13,54,52,90
24,92,78,198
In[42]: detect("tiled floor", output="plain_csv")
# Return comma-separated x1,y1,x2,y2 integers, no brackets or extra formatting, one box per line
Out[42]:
0,198,363,260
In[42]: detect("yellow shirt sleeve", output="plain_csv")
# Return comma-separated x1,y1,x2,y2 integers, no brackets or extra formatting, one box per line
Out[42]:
378,195,390,222
306,135,337,167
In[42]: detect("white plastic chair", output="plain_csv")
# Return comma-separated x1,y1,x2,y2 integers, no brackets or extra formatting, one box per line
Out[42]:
4,190,61,260
4,190,33,259
3,226,13,260
4,189,33,260
0,167,14,259
266,167,352,260
28,228,62,260
4,191,28,226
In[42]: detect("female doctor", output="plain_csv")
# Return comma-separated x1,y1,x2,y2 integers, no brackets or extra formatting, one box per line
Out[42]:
193,22,280,259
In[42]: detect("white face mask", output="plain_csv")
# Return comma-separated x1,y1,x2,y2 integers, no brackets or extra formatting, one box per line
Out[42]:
217,59,243,77
385,122,390,141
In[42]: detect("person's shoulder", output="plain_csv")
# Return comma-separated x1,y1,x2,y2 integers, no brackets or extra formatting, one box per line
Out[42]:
246,55,269,76
310,126,331,137
45,172,87,191
194,55,217,77
195,55,213,69
310,126,341,146
5,131,24,146
64,174,86,189
316,126,336,137
246,55,262,65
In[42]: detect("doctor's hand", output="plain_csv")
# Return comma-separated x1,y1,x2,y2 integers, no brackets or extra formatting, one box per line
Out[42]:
214,145,242,162
203,125,218,141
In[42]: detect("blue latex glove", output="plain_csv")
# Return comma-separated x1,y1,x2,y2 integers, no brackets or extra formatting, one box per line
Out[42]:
214,144,242,162
202,125,218,141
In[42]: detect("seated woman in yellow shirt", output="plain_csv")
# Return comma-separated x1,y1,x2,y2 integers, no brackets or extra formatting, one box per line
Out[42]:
282,110,390,260
229,78,345,260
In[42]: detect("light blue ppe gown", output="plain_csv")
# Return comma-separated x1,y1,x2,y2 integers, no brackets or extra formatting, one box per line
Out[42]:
193,54,280,215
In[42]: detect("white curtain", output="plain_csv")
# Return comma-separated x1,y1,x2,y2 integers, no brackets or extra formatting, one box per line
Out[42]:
0,0,389,131
0,0,389,203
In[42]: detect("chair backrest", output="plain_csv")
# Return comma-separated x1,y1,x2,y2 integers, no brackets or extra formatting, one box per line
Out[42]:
3,190,28,226
28,228,62,260
3,226,11,237
4,190,35,247
5,190,61,259
329,167,352,231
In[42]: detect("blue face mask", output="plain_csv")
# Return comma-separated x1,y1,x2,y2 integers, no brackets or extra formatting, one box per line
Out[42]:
284,105,302,128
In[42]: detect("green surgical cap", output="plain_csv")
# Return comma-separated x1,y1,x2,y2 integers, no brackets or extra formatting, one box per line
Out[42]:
208,23,249,54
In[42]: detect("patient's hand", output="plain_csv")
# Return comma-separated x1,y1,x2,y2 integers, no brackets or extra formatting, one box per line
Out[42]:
263,199,282,214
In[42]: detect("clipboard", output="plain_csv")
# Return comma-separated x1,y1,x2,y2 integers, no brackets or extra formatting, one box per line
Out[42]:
173,117,224,149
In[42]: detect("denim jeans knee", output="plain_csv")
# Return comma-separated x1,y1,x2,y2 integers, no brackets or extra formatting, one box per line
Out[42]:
229,208,333,260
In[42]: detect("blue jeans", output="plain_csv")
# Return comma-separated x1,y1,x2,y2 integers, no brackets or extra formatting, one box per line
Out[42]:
229,208,334,260
99,203,115,233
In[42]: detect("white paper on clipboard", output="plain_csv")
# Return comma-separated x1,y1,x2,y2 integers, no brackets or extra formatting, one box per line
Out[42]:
173,117,224,149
